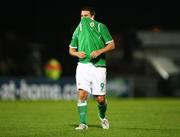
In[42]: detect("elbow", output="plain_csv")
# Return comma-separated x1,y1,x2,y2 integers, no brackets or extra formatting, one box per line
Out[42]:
69,49,71,55
111,41,115,50
69,48,77,57
69,48,73,56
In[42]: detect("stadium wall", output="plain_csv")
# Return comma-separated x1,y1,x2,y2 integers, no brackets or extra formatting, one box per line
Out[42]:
0,77,133,100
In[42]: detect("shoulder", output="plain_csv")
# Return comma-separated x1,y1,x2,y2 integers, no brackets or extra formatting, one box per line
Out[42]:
73,22,81,32
95,20,107,28
93,20,106,28
98,22,109,32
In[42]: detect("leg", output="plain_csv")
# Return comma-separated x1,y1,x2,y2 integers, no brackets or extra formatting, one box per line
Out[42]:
95,95,109,129
77,89,88,124
75,63,90,130
95,95,107,119
75,89,89,130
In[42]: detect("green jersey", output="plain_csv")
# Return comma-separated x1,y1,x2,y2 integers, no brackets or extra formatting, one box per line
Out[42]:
69,17,113,67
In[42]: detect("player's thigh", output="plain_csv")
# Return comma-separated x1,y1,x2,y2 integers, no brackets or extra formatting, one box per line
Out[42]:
76,63,91,92
92,67,106,95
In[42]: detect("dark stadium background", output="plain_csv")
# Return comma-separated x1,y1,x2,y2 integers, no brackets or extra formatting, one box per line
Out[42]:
0,2,179,136
0,0,180,97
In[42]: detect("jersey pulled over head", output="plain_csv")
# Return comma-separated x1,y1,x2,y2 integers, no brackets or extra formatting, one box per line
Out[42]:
70,17,113,67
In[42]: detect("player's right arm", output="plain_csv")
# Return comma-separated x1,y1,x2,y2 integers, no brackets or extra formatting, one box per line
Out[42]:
69,48,86,59
69,24,86,59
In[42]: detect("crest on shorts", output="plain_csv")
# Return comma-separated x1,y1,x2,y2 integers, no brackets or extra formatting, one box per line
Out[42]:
90,22,94,27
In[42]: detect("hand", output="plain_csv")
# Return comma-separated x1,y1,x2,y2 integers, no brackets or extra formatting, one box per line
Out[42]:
90,50,101,59
77,51,86,59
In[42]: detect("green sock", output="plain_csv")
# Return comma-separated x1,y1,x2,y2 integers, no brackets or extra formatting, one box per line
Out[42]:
98,103,107,119
78,102,87,124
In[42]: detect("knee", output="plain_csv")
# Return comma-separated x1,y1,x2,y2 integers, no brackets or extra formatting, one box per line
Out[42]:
78,90,88,101
96,96,106,105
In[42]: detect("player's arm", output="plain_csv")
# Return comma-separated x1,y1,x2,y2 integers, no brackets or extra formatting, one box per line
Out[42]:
69,48,86,59
91,23,115,58
99,40,115,54
90,40,115,58
69,23,86,59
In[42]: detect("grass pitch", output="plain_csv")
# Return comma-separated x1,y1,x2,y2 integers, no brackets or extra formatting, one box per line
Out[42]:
0,98,179,137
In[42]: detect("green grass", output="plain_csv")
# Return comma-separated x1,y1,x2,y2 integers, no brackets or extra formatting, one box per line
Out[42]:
0,98,180,137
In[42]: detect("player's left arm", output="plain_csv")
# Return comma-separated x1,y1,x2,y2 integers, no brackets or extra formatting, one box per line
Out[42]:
90,41,115,58
90,23,115,58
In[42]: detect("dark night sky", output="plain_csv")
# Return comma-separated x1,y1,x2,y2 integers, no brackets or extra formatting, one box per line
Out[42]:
1,1,180,39
1,1,180,32
0,0,180,77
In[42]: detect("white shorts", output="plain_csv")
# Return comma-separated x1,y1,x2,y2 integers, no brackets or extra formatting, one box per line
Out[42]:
76,62,106,95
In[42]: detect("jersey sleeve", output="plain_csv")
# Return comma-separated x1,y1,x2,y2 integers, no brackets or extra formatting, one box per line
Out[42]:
69,25,80,48
99,23,113,44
